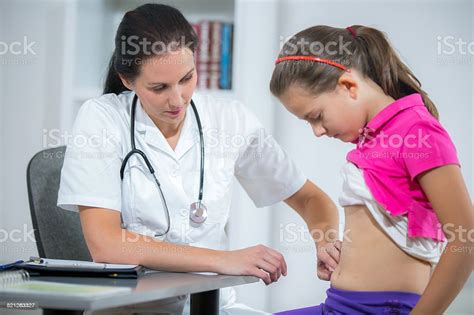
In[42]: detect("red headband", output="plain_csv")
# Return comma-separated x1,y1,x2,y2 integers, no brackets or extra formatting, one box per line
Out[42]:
346,26,357,38
274,56,351,72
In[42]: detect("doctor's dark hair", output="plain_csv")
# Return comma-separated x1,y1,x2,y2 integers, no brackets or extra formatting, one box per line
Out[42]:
270,25,439,119
103,3,198,95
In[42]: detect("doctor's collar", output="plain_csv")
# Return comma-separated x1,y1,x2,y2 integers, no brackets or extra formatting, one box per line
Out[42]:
133,95,197,137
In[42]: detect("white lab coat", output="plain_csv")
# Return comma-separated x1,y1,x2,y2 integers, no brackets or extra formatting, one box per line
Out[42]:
58,91,306,314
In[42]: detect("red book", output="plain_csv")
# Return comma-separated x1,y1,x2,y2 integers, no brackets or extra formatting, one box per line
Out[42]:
191,22,201,78
197,21,210,89
209,21,221,90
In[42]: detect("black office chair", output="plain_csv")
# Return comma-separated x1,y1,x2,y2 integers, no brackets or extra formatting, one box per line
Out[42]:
26,146,91,261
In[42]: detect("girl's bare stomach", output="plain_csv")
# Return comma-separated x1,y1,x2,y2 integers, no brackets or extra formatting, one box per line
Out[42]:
330,205,432,295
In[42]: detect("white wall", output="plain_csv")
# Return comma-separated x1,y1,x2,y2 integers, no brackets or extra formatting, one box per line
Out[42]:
0,1,5,254
267,0,473,313
227,0,280,310
0,1,67,263
0,2,5,263
0,5,68,315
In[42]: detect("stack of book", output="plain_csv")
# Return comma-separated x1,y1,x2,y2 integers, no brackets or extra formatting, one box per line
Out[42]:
192,21,234,91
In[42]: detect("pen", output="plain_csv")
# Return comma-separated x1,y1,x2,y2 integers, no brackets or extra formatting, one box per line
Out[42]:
0,260,24,271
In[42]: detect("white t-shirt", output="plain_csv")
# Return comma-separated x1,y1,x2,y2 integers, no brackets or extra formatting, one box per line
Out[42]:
338,162,445,270
57,91,306,311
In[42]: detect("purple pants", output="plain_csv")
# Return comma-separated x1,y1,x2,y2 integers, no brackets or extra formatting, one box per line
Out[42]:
275,285,421,315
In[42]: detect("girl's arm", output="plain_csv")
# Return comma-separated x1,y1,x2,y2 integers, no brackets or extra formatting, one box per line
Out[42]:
410,165,473,314
285,180,341,280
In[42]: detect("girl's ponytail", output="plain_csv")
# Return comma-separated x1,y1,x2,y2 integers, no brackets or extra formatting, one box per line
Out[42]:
350,25,438,119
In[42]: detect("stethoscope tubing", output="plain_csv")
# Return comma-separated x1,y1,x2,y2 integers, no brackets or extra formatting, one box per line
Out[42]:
119,94,205,236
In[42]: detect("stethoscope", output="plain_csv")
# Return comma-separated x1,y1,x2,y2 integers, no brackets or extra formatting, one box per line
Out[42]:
120,94,207,237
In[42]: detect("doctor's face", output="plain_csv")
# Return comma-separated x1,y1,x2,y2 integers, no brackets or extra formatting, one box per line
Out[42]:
278,80,367,143
121,48,198,129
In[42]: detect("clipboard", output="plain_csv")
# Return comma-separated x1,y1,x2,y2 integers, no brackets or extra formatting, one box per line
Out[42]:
13,257,145,279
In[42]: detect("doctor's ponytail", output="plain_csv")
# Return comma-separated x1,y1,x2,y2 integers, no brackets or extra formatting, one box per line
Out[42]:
270,25,439,119
103,3,198,95
103,53,127,95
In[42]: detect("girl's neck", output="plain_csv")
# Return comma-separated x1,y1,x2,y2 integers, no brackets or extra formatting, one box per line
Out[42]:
365,91,396,124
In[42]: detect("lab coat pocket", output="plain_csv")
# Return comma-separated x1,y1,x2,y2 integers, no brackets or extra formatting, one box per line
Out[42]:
202,161,234,226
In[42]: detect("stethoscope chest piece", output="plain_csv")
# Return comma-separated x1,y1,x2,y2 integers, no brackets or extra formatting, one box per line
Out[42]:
190,201,208,224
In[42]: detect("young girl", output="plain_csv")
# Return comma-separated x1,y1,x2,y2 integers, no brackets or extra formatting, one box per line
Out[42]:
270,25,473,314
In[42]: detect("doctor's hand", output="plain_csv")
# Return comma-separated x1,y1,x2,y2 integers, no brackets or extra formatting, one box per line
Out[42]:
215,244,287,285
316,240,342,281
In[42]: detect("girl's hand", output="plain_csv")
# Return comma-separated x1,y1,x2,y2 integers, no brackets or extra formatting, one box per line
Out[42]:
215,244,287,285
316,240,342,281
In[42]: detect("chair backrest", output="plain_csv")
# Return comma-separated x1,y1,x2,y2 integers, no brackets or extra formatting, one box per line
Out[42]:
27,146,92,261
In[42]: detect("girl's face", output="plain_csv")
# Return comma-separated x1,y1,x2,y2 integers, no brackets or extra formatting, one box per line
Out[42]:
120,48,197,132
278,73,369,143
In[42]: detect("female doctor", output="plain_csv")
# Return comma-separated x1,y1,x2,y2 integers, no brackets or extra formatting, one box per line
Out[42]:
57,3,341,314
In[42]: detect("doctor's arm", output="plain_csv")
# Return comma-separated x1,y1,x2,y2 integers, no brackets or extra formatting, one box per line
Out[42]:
409,165,473,315
79,206,286,285
284,180,342,280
